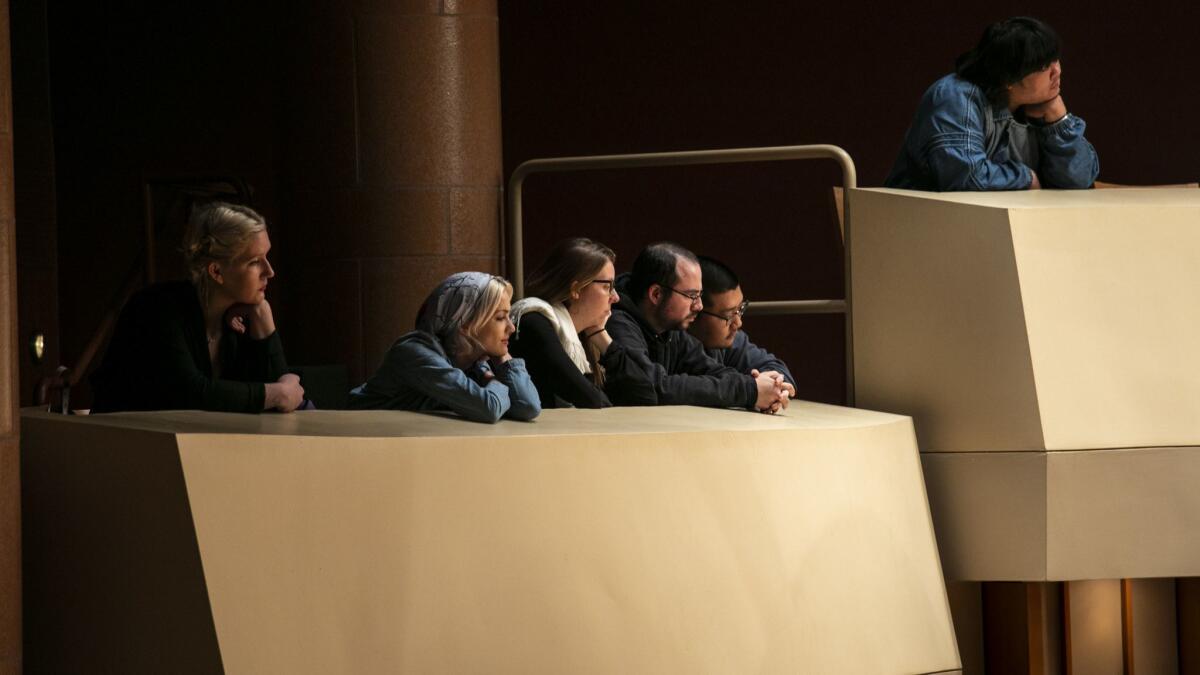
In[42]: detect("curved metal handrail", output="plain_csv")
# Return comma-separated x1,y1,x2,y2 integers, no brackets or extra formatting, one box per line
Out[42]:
505,144,857,403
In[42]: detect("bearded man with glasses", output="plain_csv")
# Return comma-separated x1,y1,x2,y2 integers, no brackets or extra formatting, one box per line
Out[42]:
607,242,789,413
688,256,796,400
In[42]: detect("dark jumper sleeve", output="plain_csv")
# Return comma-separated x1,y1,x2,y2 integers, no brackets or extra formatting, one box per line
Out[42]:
606,310,756,409
92,282,288,413
510,313,610,408
156,312,268,413
603,311,661,406
663,330,757,408
229,330,289,383
596,340,656,407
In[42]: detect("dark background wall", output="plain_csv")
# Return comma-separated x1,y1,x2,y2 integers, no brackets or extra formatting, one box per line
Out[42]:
498,0,1200,405
14,0,283,406
11,0,1200,407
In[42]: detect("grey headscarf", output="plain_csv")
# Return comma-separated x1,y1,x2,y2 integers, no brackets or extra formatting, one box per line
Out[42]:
415,271,506,357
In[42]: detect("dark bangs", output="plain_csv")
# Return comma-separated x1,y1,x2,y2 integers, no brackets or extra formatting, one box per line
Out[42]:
1011,19,1061,78
955,17,1061,106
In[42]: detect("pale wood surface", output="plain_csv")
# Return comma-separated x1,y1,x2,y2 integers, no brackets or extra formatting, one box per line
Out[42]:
21,405,959,674
1094,180,1198,190
852,187,1200,452
851,189,1045,452
924,446,1200,581
864,186,1200,208
61,400,908,437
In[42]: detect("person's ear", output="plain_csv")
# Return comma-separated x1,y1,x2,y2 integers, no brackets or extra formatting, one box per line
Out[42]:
569,281,582,301
207,261,224,285
647,284,663,306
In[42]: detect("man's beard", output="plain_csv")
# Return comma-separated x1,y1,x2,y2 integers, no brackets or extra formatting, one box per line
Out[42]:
654,303,691,332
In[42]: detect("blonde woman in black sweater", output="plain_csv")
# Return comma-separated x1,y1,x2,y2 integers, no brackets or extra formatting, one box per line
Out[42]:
92,202,304,413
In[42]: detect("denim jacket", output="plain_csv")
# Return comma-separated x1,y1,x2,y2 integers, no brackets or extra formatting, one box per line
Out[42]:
886,74,1099,191
348,330,541,423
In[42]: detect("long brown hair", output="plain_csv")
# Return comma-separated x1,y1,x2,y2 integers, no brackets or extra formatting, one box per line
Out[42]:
525,237,615,385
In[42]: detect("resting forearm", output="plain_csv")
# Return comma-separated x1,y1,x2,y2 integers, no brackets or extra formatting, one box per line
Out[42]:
492,358,541,420
263,382,284,410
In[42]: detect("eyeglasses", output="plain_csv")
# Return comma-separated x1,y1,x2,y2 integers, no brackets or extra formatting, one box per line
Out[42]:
699,300,749,325
588,278,615,293
663,285,703,305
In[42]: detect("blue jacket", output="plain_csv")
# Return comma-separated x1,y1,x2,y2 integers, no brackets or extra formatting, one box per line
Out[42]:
348,331,541,423
705,330,796,388
886,74,1099,191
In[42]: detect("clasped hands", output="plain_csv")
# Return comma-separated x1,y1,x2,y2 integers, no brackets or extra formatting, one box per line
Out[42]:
753,368,795,414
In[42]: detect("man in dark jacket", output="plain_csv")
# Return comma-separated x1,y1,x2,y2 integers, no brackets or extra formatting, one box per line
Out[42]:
606,242,789,412
688,255,797,398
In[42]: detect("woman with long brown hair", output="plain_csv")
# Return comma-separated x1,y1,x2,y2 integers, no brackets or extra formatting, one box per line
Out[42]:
509,238,649,408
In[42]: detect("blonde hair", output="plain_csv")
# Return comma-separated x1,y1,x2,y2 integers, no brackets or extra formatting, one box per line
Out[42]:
447,276,513,361
182,202,267,306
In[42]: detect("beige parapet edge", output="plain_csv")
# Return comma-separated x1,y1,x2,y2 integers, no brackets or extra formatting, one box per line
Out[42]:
22,404,960,674
924,446,1200,581
851,187,1200,453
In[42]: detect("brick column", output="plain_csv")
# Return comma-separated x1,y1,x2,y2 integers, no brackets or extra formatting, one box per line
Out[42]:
279,0,503,382
0,0,22,671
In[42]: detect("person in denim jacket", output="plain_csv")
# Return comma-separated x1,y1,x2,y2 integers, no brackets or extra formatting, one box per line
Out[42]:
886,16,1099,191
349,272,541,423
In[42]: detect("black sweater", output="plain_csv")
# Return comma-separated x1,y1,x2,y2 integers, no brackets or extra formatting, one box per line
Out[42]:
91,281,289,413
508,312,651,409
605,278,756,409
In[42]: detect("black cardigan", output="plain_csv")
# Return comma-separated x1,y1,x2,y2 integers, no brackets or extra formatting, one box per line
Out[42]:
508,312,650,409
91,281,288,413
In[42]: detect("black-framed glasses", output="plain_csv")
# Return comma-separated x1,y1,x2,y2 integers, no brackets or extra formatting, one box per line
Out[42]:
700,300,749,324
663,285,703,305
588,278,615,292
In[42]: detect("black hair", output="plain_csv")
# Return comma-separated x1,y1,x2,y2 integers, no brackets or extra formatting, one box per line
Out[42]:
697,256,739,306
955,16,1061,107
627,242,699,304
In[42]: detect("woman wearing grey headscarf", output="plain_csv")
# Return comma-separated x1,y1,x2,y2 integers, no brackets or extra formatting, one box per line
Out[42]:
348,272,541,422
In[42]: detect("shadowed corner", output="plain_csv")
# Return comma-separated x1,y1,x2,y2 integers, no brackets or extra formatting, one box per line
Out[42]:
21,417,223,674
